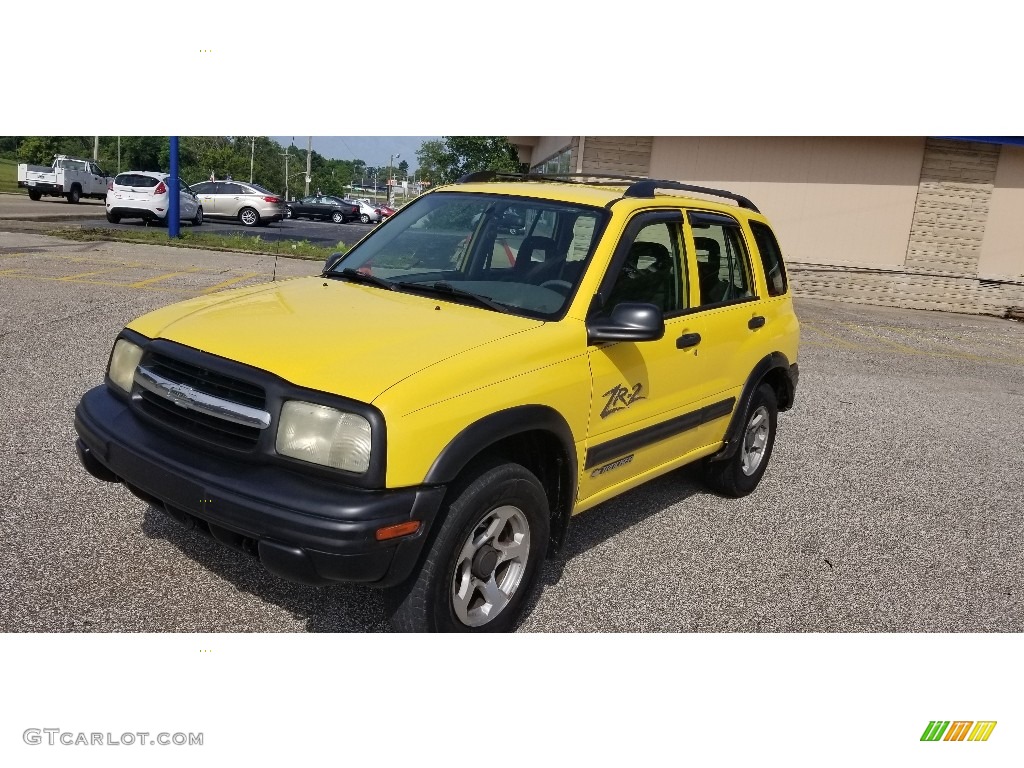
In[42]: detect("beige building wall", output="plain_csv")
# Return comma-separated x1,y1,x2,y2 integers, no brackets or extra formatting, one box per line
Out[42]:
647,137,925,270
978,144,1024,282
510,135,1024,315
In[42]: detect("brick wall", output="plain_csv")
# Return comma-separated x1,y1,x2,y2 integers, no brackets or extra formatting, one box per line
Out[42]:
581,137,652,176
904,138,1001,276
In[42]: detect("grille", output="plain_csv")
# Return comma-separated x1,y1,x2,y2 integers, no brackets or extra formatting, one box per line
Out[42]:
148,352,266,408
135,352,267,450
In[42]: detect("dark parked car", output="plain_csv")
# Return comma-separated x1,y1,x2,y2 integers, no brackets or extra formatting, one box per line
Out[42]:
286,195,359,223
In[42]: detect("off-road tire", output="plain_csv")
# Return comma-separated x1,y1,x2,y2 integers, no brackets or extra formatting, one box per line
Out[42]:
386,458,550,633
702,383,778,498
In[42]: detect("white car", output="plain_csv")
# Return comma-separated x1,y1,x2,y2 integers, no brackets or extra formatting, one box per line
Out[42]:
354,199,381,224
105,171,202,226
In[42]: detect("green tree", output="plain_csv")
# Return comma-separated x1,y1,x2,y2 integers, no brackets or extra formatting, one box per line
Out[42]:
415,139,447,188
415,137,521,185
17,136,93,165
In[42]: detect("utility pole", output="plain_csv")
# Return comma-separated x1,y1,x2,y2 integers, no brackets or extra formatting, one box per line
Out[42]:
304,136,312,197
250,136,256,183
281,146,291,201
93,136,99,161
387,153,400,206
117,136,121,173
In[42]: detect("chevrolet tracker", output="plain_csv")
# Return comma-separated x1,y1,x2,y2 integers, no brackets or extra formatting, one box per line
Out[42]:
74,172,800,632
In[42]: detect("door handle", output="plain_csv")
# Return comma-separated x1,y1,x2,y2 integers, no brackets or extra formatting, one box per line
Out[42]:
676,332,701,349
748,316,766,330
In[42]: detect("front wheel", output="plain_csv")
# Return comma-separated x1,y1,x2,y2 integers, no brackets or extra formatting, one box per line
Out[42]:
192,206,203,226
387,459,550,632
702,383,778,497
28,190,41,201
239,207,260,226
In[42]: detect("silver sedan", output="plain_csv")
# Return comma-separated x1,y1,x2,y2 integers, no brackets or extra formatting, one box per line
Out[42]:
188,180,287,227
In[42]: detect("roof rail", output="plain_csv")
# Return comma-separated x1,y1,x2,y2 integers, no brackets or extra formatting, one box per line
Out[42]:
624,180,759,212
456,170,650,186
454,170,760,212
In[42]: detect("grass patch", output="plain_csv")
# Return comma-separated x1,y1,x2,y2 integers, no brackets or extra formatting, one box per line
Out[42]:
46,226,347,261
0,158,23,195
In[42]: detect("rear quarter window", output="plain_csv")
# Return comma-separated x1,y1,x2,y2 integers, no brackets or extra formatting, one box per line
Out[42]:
749,221,788,296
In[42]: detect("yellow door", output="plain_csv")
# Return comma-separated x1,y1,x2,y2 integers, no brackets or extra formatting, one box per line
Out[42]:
579,211,712,502
681,211,771,447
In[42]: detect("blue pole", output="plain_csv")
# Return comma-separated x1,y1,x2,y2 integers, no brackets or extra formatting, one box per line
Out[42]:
168,136,180,238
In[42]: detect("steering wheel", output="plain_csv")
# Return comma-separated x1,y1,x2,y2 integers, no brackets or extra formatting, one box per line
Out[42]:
539,279,573,295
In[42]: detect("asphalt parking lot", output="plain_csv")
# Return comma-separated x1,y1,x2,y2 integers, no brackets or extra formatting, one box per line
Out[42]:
0,229,1022,632
0,193,376,248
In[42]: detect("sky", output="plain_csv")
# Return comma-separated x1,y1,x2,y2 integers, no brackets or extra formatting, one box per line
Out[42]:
271,136,437,172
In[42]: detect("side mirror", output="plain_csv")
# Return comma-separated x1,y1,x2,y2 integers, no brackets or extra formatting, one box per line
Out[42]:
322,251,346,275
587,302,665,344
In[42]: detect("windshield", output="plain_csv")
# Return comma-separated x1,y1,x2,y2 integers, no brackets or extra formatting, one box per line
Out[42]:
328,192,606,319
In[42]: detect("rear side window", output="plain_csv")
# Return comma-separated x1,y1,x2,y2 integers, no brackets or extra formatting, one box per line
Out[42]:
750,221,788,296
689,212,755,306
220,183,245,195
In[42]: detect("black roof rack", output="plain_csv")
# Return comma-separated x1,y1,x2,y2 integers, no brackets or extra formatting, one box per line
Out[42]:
454,171,759,212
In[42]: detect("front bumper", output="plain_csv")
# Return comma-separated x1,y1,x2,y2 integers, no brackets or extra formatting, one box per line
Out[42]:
74,385,445,587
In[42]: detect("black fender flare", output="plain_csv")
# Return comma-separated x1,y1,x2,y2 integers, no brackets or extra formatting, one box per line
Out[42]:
709,352,791,463
424,405,579,553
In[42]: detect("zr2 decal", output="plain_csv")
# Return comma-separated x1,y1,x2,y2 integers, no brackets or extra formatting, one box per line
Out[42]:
601,383,645,419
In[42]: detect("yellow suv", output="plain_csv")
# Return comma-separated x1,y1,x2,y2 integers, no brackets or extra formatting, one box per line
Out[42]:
74,172,800,632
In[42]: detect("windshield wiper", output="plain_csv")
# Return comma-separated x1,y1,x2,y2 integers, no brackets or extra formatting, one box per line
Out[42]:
330,268,396,291
394,281,510,313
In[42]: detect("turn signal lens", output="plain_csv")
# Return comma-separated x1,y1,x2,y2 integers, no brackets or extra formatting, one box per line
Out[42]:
375,521,421,541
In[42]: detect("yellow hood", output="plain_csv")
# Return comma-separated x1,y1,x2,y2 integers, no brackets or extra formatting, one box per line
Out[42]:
127,276,542,403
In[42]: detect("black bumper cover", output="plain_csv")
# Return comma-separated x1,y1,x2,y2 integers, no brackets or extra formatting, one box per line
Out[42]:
74,386,445,588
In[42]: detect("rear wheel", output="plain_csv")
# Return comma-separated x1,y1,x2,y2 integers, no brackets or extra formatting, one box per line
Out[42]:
360,213,370,224
702,383,778,497
239,207,260,227
331,210,344,224
28,190,41,201
386,459,550,633
105,212,121,224
67,186,81,204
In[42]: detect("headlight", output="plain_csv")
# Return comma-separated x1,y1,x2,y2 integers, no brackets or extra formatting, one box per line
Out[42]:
276,401,372,473
107,338,144,393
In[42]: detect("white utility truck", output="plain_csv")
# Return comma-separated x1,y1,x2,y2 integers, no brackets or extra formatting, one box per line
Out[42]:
17,155,112,203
